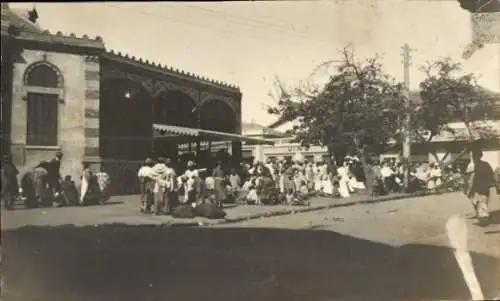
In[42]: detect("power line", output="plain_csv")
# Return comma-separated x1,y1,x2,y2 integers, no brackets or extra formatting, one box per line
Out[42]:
184,4,291,30
183,4,319,43
104,4,332,50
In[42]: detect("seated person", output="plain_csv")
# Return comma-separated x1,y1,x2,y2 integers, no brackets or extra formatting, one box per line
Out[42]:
299,180,309,196
244,177,259,204
61,175,79,206
407,169,426,193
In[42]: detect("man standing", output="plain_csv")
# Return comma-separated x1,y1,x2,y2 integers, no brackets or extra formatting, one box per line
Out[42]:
465,149,497,225
48,151,63,206
212,160,227,208
380,161,395,192
1,154,19,209
138,158,155,213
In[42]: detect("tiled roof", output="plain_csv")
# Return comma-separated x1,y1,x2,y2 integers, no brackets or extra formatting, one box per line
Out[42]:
19,29,105,49
103,49,240,91
2,4,238,92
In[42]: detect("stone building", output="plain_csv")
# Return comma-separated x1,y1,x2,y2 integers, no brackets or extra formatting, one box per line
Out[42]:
1,4,250,194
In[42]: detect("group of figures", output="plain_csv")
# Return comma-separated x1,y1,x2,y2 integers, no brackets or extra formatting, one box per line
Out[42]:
237,157,355,204
2,147,498,226
238,155,387,203
137,156,229,217
1,152,111,210
133,151,490,216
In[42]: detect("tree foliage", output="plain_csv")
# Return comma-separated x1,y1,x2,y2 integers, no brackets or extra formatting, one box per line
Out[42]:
268,46,407,165
411,57,498,167
457,0,500,13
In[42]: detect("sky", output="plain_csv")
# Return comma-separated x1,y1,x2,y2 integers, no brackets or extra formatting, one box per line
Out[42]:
10,1,500,126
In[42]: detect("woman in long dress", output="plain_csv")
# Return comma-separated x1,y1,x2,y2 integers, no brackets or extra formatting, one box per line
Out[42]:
283,165,297,204
278,165,286,194
322,173,335,196
257,164,276,205
337,163,351,198
212,161,228,208
80,162,102,206
314,163,323,193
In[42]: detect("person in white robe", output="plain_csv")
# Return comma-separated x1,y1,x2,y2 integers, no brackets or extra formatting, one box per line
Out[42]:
80,163,90,205
337,163,351,198
314,163,323,192
428,164,442,190
322,173,335,195
349,176,366,190
304,163,315,191
179,161,199,205
244,177,259,204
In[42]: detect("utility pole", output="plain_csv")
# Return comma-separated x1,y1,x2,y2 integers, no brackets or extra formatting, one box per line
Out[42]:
401,43,413,190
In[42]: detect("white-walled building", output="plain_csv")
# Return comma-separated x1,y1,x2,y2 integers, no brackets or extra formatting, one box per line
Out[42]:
242,91,500,169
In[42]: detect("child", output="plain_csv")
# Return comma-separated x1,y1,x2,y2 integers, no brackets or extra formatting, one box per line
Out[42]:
229,168,241,193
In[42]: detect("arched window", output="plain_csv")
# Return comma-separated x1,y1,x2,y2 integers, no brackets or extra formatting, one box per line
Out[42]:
26,64,60,87
24,62,63,146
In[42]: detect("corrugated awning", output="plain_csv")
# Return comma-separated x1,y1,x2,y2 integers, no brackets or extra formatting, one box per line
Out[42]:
153,123,275,145
154,124,199,137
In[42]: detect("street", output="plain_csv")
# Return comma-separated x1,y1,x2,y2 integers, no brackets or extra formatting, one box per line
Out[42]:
2,192,499,301
213,192,500,257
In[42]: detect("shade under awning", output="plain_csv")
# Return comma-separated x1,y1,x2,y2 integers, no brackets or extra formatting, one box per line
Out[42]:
153,123,275,145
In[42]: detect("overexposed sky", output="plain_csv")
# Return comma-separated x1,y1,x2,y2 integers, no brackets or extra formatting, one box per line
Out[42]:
11,1,499,125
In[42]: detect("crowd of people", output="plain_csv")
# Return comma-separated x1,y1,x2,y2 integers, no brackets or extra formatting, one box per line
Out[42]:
2,148,499,224
134,150,489,217
1,152,110,210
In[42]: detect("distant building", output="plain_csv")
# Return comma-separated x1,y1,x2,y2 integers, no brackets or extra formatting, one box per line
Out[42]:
241,120,330,163
247,91,500,168
178,121,288,161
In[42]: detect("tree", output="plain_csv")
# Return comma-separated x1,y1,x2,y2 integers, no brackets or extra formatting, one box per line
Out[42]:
411,57,498,169
268,46,407,178
457,0,500,13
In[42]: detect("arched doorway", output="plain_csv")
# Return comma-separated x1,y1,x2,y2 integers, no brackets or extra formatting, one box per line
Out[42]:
100,78,154,160
199,99,236,133
154,90,197,127
153,90,197,159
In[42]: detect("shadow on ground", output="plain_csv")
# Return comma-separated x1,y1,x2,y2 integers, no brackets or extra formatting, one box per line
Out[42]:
2,224,499,301
488,210,500,226
9,200,124,211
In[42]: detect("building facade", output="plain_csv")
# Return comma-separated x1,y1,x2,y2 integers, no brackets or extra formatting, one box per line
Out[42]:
244,118,500,168
1,4,243,194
